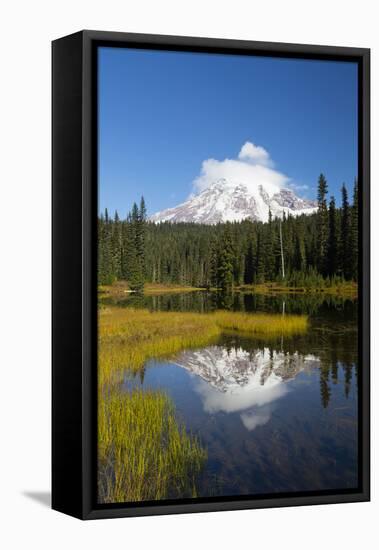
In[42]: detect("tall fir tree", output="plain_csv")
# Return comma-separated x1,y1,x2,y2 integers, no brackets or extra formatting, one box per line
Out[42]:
98,210,114,285
137,196,147,277
98,213,106,284
209,237,219,288
264,210,276,280
217,224,234,291
327,196,339,277
124,211,144,292
244,240,255,284
111,210,122,280
316,173,329,275
340,183,351,279
256,230,266,283
293,217,306,273
351,178,359,280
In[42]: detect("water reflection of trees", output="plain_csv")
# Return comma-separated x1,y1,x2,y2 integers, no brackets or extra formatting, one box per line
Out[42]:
222,321,358,410
104,290,358,409
102,289,357,319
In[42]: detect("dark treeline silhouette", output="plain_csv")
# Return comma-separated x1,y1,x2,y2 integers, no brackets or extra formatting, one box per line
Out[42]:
98,175,358,290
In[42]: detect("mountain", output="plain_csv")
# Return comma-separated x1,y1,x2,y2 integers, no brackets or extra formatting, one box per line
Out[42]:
150,178,317,224
173,345,320,394
172,346,320,424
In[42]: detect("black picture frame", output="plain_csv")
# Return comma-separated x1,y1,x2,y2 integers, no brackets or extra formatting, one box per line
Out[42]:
52,30,370,520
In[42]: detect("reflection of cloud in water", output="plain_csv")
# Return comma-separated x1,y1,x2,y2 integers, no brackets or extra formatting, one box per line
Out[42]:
194,375,288,413
173,346,320,431
240,407,272,431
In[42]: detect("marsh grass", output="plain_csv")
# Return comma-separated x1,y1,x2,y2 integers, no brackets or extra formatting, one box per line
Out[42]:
99,308,220,386
98,388,206,503
213,310,308,336
238,281,358,296
99,307,308,385
98,306,308,503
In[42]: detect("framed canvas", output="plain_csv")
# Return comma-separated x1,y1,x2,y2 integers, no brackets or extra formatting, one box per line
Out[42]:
52,30,370,520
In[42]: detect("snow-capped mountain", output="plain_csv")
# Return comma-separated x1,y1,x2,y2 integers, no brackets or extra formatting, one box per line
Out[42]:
171,346,320,425
173,345,320,394
150,178,317,224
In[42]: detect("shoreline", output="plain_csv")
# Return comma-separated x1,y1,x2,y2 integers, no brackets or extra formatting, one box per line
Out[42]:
99,280,358,298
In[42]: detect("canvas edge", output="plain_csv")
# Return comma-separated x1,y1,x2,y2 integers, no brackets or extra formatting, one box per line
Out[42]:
52,30,370,520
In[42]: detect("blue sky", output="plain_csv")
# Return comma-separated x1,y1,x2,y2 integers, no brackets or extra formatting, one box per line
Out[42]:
98,47,358,217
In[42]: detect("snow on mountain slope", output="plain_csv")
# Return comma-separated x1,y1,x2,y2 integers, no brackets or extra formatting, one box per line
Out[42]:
150,178,317,224
172,345,320,394
171,346,320,427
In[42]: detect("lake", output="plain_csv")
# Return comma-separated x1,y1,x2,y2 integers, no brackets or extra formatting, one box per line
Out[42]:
105,291,359,499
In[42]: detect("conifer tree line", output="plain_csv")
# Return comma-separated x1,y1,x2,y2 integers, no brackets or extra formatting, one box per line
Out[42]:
98,175,358,291
98,197,147,291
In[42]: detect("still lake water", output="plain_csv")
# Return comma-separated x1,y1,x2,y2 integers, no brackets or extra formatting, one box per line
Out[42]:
108,291,359,498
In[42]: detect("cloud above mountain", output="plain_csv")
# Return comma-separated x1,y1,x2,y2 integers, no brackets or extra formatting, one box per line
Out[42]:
192,141,290,196
238,141,272,167
150,140,317,224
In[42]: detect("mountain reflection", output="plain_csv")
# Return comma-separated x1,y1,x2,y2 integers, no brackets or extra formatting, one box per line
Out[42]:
172,346,320,430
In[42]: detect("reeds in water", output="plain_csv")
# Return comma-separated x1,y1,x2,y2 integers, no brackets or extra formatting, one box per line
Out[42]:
98,388,206,503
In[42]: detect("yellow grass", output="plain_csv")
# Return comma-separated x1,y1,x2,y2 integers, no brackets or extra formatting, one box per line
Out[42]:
98,388,206,503
99,307,308,386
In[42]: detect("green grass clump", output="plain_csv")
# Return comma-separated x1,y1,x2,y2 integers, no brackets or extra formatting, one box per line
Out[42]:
98,388,206,503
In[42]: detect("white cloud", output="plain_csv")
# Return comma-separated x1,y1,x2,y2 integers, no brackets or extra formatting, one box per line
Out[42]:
238,141,272,167
192,141,290,196
240,407,272,431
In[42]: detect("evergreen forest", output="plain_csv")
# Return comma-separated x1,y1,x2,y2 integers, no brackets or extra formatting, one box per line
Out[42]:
98,174,359,292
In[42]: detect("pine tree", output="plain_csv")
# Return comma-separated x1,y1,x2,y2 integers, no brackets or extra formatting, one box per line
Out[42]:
293,217,306,273
120,219,128,279
264,210,275,280
137,196,147,277
124,212,144,292
209,237,219,288
256,230,265,283
316,173,329,275
272,221,283,278
351,178,359,280
327,196,339,276
111,210,122,280
340,184,351,279
98,214,106,284
244,240,255,284
217,224,234,291
98,211,114,285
